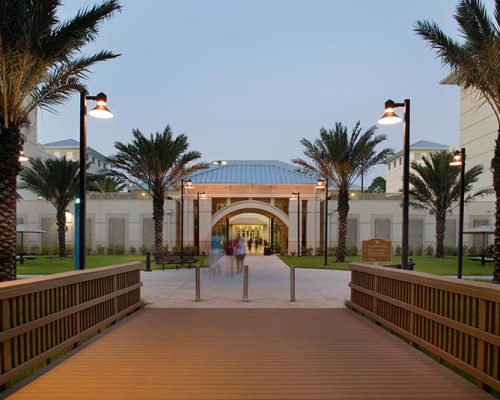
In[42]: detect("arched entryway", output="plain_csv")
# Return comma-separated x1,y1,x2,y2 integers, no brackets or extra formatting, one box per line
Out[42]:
211,201,290,254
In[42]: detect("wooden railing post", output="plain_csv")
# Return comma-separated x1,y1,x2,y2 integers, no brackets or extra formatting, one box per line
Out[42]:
0,299,11,389
477,299,488,390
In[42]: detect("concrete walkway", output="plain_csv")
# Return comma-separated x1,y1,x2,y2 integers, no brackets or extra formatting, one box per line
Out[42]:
142,255,350,308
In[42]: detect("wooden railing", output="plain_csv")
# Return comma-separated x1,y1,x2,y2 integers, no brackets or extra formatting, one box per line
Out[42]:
0,263,142,388
350,263,500,391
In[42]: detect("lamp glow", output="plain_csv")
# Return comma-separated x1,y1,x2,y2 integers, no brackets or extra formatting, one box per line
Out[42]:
88,92,113,119
184,179,194,189
378,99,402,125
19,151,29,162
449,150,462,166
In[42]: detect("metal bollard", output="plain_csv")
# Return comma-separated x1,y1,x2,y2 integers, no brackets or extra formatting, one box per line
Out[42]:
145,251,152,272
290,266,296,302
195,266,201,302
408,258,415,271
243,264,249,302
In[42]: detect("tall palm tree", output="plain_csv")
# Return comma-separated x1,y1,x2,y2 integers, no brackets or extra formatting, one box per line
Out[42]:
409,151,491,258
415,0,500,279
107,127,208,252
19,157,98,257
293,121,393,262
0,0,121,280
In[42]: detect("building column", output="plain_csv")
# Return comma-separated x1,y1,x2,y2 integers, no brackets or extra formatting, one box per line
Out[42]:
198,198,212,255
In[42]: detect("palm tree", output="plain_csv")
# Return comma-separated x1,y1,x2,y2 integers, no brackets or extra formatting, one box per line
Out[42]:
409,151,491,258
92,174,127,192
107,126,208,253
415,0,500,279
293,121,393,262
0,0,121,280
19,157,88,257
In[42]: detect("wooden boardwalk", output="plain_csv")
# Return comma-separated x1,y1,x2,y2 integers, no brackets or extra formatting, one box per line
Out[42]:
7,309,493,399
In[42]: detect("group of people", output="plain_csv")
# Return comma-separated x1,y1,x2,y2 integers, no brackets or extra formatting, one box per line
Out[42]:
208,235,247,275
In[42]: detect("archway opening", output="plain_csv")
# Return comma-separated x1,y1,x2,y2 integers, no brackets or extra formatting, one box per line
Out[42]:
212,207,288,255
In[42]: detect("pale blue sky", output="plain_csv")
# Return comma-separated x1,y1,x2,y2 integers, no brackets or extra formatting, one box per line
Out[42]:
38,0,492,185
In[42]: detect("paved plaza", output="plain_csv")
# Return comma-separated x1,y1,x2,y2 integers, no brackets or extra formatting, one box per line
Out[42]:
141,255,351,308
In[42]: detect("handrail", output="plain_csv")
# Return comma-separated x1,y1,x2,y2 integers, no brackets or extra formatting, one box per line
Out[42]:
0,263,142,388
349,262,500,392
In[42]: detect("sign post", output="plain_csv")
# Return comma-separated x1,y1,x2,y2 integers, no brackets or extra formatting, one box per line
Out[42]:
361,238,392,263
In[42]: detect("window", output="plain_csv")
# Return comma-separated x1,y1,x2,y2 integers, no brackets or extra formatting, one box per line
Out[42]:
92,156,96,164
97,160,101,167
393,161,396,168
388,164,391,171
399,158,402,165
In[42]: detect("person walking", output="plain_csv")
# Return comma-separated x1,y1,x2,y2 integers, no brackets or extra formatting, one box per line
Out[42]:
235,237,246,274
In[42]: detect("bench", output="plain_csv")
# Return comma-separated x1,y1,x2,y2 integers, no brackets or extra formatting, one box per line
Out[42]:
469,245,494,266
153,252,198,270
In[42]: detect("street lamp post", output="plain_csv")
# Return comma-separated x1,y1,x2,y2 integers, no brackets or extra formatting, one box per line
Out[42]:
316,179,329,266
292,192,300,256
196,191,206,255
180,178,194,263
450,148,466,279
78,91,113,270
378,99,411,270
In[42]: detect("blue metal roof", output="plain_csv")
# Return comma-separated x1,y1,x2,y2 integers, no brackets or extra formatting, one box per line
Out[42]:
190,160,317,184
44,139,80,147
410,140,448,149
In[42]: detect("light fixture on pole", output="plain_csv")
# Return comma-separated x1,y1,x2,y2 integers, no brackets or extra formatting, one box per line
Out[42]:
450,148,466,279
212,160,228,167
180,178,194,263
19,150,29,162
291,192,300,257
78,91,113,270
378,98,411,270
196,191,206,255
316,179,329,266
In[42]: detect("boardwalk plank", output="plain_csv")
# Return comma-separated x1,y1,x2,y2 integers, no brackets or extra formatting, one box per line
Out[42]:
7,309,493,399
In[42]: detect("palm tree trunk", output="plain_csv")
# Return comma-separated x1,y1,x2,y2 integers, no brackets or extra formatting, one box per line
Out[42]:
336,190,350,262
0,128,22,281
153,193,164,253
435,213,445,258
493,128,500,283
56,209,67,257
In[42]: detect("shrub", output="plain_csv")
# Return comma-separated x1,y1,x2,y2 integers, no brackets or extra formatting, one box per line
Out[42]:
139,244,148,255
30,245,40,255
65,244,73,256
129,246,137,255
444,246,457,256
468,246,477,256
394,245,402,256
315,247,324,256
290,251,297,256
415,246,423,256
115,245,125,255
408,247,414,256
347,245,358,257
327,246,337,256
106,245,114,255
86,246,93,256
425,245,434,257
41,245,50,255
463,245,468,256
301,246,313,256
162,244,169,253
96,244,105,255
16,244,27,254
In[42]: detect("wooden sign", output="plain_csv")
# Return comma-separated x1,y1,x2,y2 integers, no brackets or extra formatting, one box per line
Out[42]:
362,238,392,262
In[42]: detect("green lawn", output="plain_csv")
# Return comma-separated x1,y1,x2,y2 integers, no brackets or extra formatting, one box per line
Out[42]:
279,255,494,276
17,255,207,275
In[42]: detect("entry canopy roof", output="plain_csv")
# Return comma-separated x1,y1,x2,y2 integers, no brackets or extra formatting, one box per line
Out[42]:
189,160,317,184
